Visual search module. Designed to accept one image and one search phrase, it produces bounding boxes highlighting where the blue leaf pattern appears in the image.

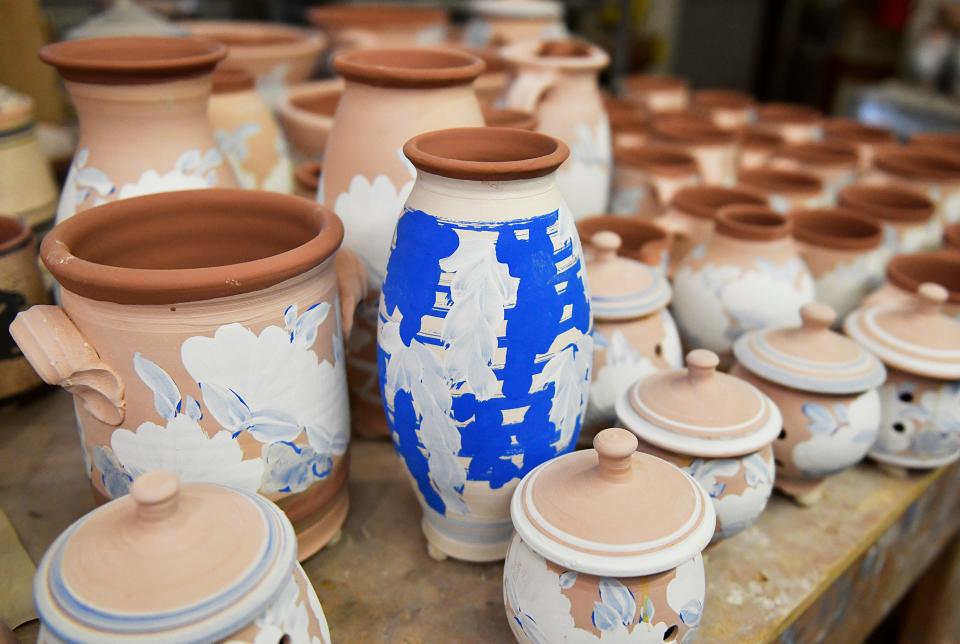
[594,578,636,630]
[558,571,578,589]
[200,381,251,432]
[261,441,334,493]
[92,446,132,498]
[133,352,181,420]
[802,402,838,435]
[178,395,202,421]
[679,599,703,627]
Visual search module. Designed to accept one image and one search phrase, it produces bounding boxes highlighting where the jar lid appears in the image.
[34,471,297,641]
[616,350,781,457]
[845,283,960,380]
[585,231,671,319]
[511,428,715,577]
[734,302,886,394]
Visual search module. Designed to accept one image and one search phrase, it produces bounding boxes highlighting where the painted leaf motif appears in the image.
[529,331,593,450]
[832,402,850,426]
[598,578,636,628]
[180,395,202,421]
[201,381,251,432]
[802,403,837,435]
[92,446,133,498]
[558,571,578,589]
[245,408,303,443]
[261,441,334,494]
[294,302,330,347]
[592,601,623,632]
[283,304,298,333]
[641,596,655,623]
[679,599,703,627]
[133,352,181,420]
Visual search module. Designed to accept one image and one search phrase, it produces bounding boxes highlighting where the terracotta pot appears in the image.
[732,303,885,503]
[791,208,885,321]
[738,126,783,170]
[276,79,343,163]
[865,251,960,318]
[846,283,960,469]
[320,47,484,439]
[737,167,828,213]
[610,144,700,217]
[294,161,321,199]
[909,131,960,158]
[838,183,941,255]
[0,87,57,229]
[770,140,859,200]
[481,105,538,130]
[34,471,331,642]
[692,89,756,130]
[378,127,592,562]
[463,0,567,47]
[946,221,960,252]
[822,118,895,170]
[504,427,714,643]
[469,47,511,105]
[603,93,649,150]
[307,3,448,52]
[0,217,48,399]
[502,39,611,219]
[577,214,671,269]
[209,67,293,193]
[622,73,690,113]
[755,102,823,144]
[39,37,238,224]
[672,205,815,363]
[868,146,960,226]
[650,113,739,186]
[10,189,365,561]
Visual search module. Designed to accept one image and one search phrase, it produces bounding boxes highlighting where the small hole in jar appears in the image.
[774,458,784,468]
[893,422,906,433]
[778,428,786,440]
[278,636,291,644]
[170,306,177,312]
[663,625,678,640]
[655,344,663,357]
[899,391,913,403]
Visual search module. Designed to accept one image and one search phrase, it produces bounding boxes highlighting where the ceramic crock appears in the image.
[737,167,828,213]
[732,303,886,503]
[791,208,885,322]
[738,126,783,170]
[755,102,823,145]
[294,161,321,199]
[39,36,238,225]
[838,183,941,256]
[617,349,779,540]
[505,427,714,643]
[34,470,331,643]
[307,3,448,52]
[321,47,485,439]
[650,114,739,186]
[621,74,690,113]
[672,205,815,364]
[770,140,860,201]
[502,39,611,220]
[10,189,364,561]
[577,215,671,271]
[482,105,538,131]
[378,127,592,562]
[277,79,343,164]
[822,118,894,171]
[208,66,293,193]
[463,0,567,47]
[868,146,960,225]
[0,216,48,400]
[692,89,756,131]
[845,283,960,469]
[610,144,700,218]
[0,86,57,229]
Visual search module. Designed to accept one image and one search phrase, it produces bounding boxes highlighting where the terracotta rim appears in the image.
[946,222,960,250]
[886,252,960,303]
[837,184,934,223]
[577,215,668,244]
[614,144,698,176]
[740,126,783,150]
[823,118,894,144]
[756,102,822,124]
[211,66,255,93]
[651,114,736,146]
[738,167,823,196]
[623,73,687,93]
[791,208,883,250]
[670,185,767,220]
[911,131,960,151]
[875,147,960,182]
[481,105,538,131]
[774,141,858,169]
[715,205,791,241]
[464,47,507,74]
[183,21,326,60]
[288,82,342,117]
[333,48,484,89]
[42,189,343,305]
[500,39,608,71]
[38,36,226,85]
[692,89,754,110]
[294,161,321,194]
[403,127,568,181]
[0,215,30,255]
[306,4,447,29]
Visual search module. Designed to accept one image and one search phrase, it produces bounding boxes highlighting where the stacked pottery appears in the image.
[577,215,671,270]
[621,74,690,113]
[464,0,567,47]
[869,146,960,225]
[822,118,894,171]
[865,251,960,318]
[39,36,237,224]
[738,126,783,170]
[617,350,779,540]
[583,231,682,439]
[610,144,701,217]
[378,128,592,562]
[11,189,363,560]
[692,89,756,130]
[0,86,57,229]
[307,4,448,51]
[502,39,611,220]
[754,102,823,144]
[845,284,960,470]
[34,471,331,642]
[277,79,343,163]
[671,205,815,364]
[208,66,293,193]
[320,48,485,439]
[504,427,714,643]
[770,141,860,200]
[482,105,538,131]
[737,167,827,213]
[650,114,739,186]
[732,303,886,503]
[838,183,941,255]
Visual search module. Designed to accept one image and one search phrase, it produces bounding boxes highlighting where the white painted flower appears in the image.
[56,147,115,222]
[529,329,593,451]
[115,148,225,200]
[215,122,261,189]
[793,390,879,477]
[252,574,327,644]
[688,453,774,539]
[261,135,294,194]
[556,119,612,220]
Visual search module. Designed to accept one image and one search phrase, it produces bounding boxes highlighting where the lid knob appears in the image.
[917,282,948,315]
[131,470,181,522]
[800,302,835,331]
[591,231,621,262]
[594,427,638,482]
[686,349,719,382]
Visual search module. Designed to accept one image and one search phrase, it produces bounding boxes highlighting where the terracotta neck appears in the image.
[876,147,960,182]
[614,144,698,176]
[333,48,484,89]
[576,215,667,264]
[715,205,791,241]
[738,167,823,196]
[0,215,30,255]
[837,184,934,223]
[791,208,883,250]
[671,185,767,220]
[886,252,960,304]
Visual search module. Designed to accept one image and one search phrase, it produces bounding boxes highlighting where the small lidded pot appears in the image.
[34,470,331,642]
[616,350,780,541]
[505,427,714,644]
[732,303,886,503]
[845,283,960,469]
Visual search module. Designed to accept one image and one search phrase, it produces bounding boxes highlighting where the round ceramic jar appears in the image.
[738,126,783,170]
[616,350,780,540]
[737,167,828,213]
[864,251,960,319]
[0,86,57,229]
[11,189,363,561]
[869,146,960,226]
[294,161,322,200]
[610,144,701,218]
[482,105,539,131]
[583,232,682,439]
[577,215,671,271]
[692,89,756,131]
[622,74,690,113]
[276,79,343,164]
[672,205,815,363]
[34,470,331,643]
[770,140,860,201]
[822,119,894,171]
[505,427,714,643]
[378,128,592,562]
[307,3,448,52]
[755,102,823,145]
[846,283,960,469]
[464,0,566,47]
[732,303,886,503]
[650,114,739,186]
[838,183,941,256]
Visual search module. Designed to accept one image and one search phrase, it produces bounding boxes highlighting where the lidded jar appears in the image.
[732,303,886,503]
[34,470,331,642]
[505,427,714,644]
[616,350,779,540]
[845,283,960,469]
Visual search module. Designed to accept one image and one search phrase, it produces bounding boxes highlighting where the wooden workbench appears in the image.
[3,388,958,643]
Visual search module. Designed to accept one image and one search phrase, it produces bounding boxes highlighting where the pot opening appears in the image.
[740,127,783,149]
[671,186,767,220]
[334,48,484,88]
[652,115,734,145]
[614,145,697,174]
[824,119,893,143]
[538,40,591,58]
[481,106,538,131]
[577,215,667,247]
[792,209,882,249]
[757,102,821,124]
[738,168,822,195]
[877,148,960,180]
[0,216,28,254]
[211,66,255,93]
[693,89,753,109]
[838,184,933,222]
[776,141,858,167]
[715,205,790,240]
[887,252,960,302]
[291,90,341,116]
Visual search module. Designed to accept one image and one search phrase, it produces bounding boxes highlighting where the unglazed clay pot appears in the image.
[732,303,885,503]
[865,251,960,319]
[470,47,512,105]
[909,131,960,158]
[738,126,783,170]
[755,102,823,145]
[791,208,885,322]
[610,144,700,217]
[770,140,860,200]
[34,471,331,642]
[482,105,538,130]
[321,48,484,439]
[672,205,815,363]
[822,118,895,171]
[11,189,365,561]
[505,427,714,643]
[0,217,48,399]
[463,0,567,47]
[378,128,592,562]
[577,215,671,270]
[622,74,690,113]
[294,161,321,199]
[603,93,649,150]
[846,283,960,469]
[838,183,941,256]
[868,146,960,226]
[650,114,739,186]
[617,350,779,540]
[307,3,448,51]
[737,167,828,213]
[209,67,293,193]
[692,89,756,131]
[0,86,57,229]
[39,37,237,224]
[277,79,343,163]
[502,39,611,220]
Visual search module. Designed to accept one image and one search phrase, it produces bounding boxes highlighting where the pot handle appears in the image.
[10,306,125,425]
[504,69,557,114]
[335,247,368,340]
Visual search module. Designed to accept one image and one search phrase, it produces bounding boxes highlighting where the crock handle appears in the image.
[504,69,557,114]
[335,247,368,340]
[10,306,125,425]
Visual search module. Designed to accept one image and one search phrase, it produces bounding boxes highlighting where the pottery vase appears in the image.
[693,89,756,130]
[737,167,828,213]
[822,118,894,171]
[838,183,941,257]
[307,4,448,53]
[378,127,592,562]
[863,251,960,319]
[650,113,739,186]
[277,79,343,164]
[11,189,365,561]
[770,140,860,201]
[463,0,567,47]
[621,74,690,113]
[867,146,960,226]
[738,126,783,170]
[755,102,823,144]
[610,144,700,217]
[0,87,57,229]
[577,214,671,270]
